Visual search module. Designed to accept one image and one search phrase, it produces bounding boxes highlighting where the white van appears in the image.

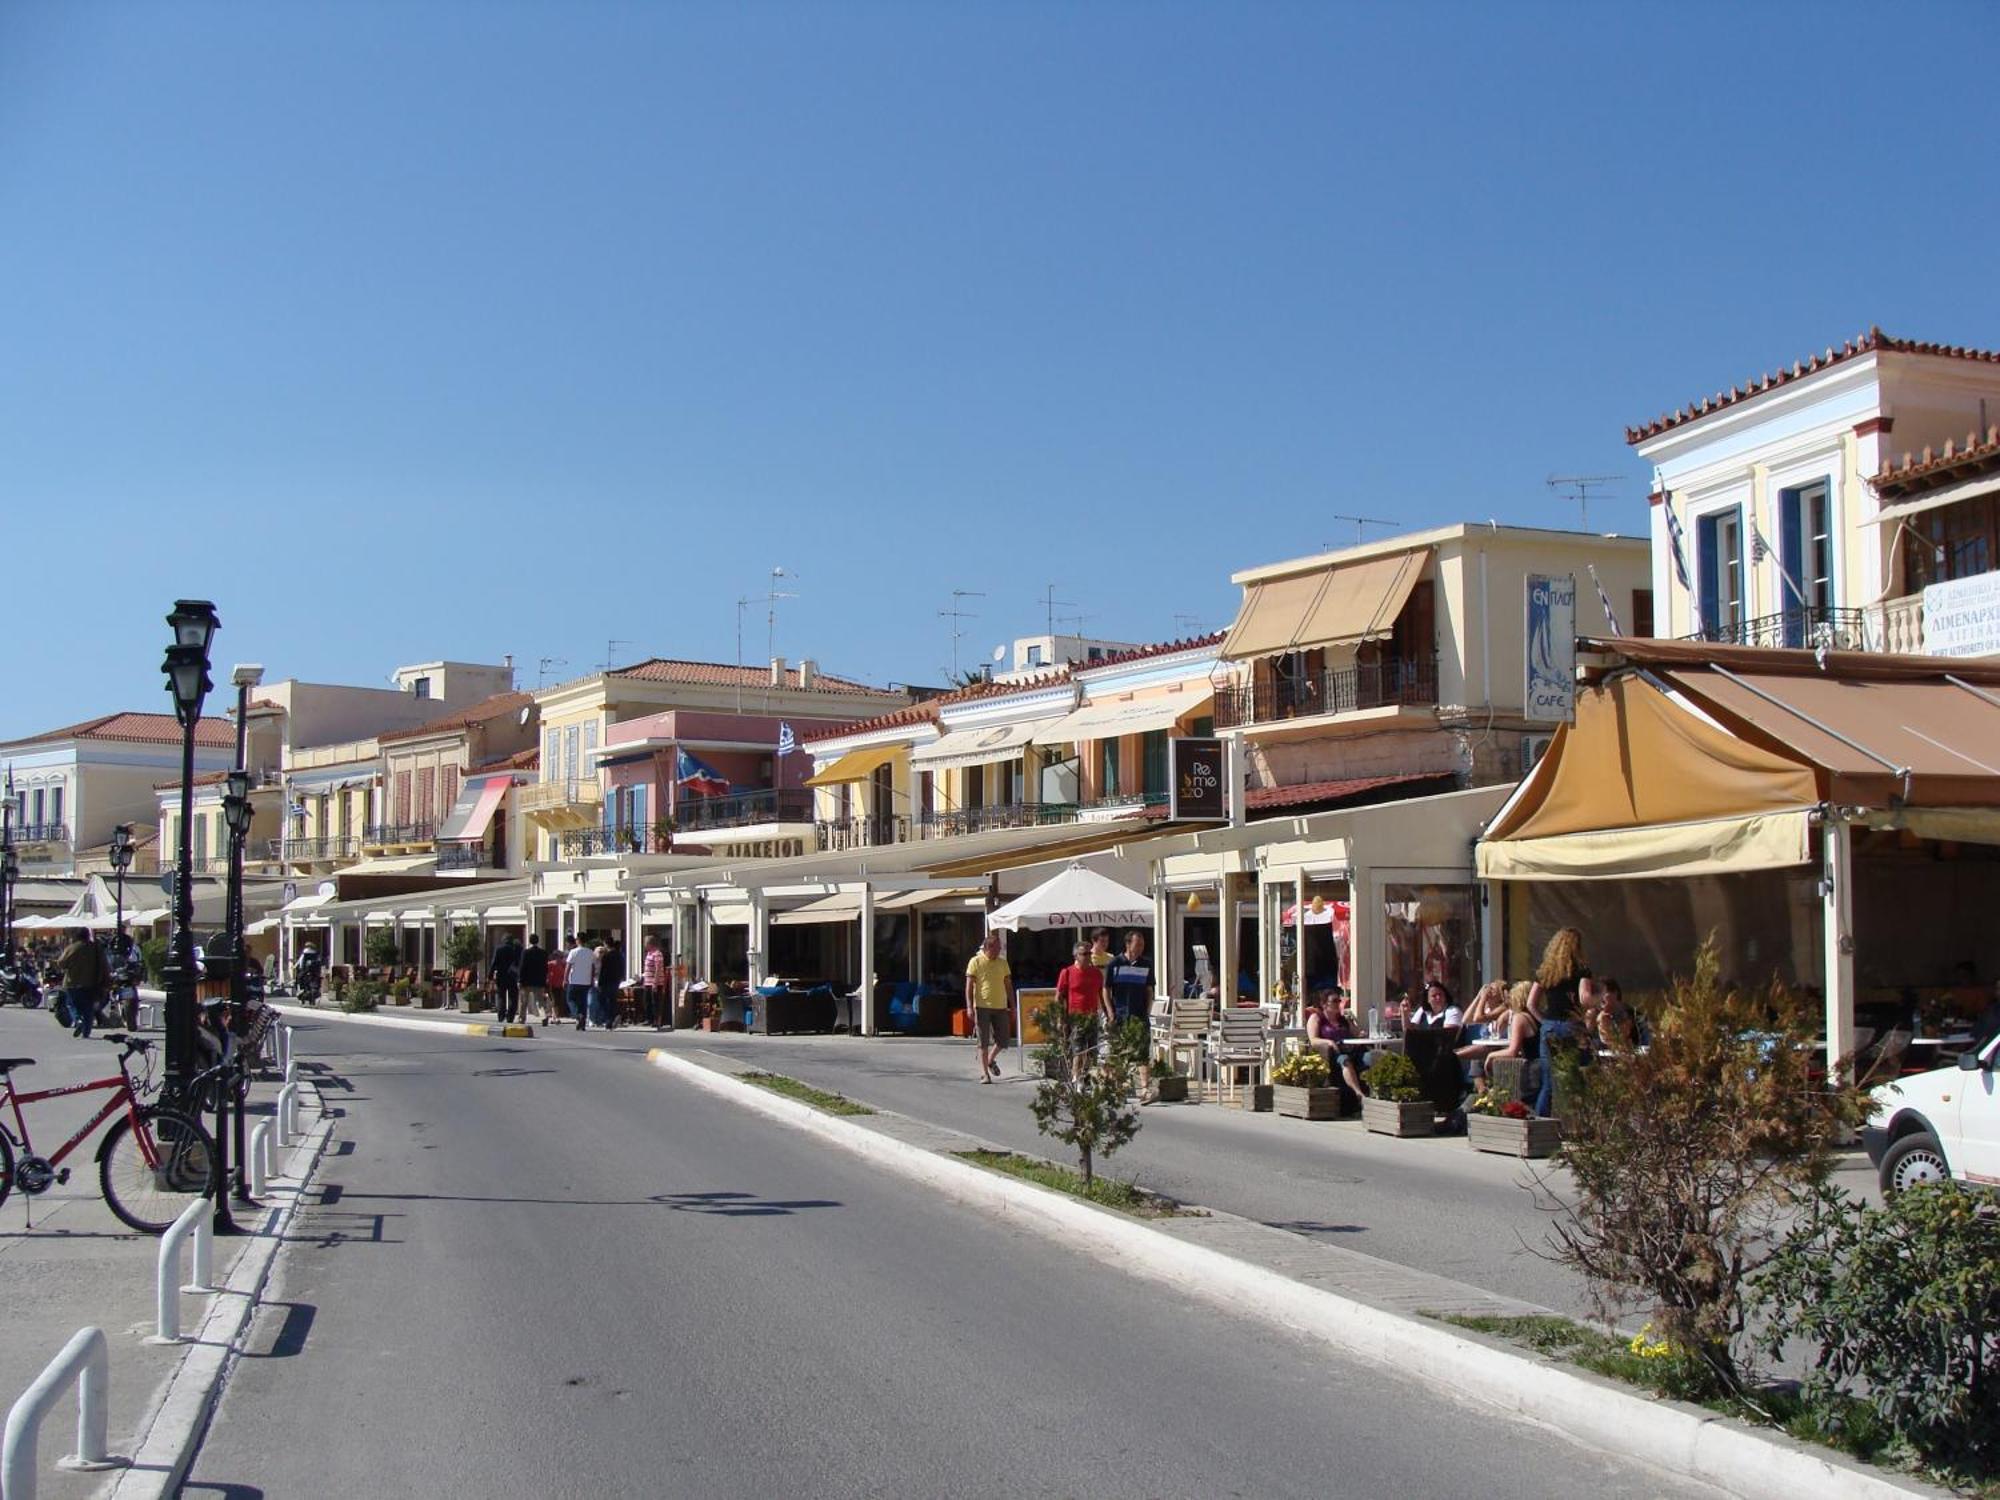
[1865,1033,2000,1194]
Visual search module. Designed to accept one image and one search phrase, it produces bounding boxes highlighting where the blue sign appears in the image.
[1525,574,1576,723]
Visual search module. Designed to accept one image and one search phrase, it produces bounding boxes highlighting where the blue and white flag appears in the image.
[1586,564,1624,636]
[776,722,796,758]
[674,747,732,798]
[1661,493,1701,634]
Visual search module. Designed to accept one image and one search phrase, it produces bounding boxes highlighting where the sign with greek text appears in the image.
[1923,571,2000,658]
[1524,574,1577,722]
[1169,736,1227,823]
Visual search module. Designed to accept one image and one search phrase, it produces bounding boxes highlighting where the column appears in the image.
[1152,883,1171,1002]
[1823,818,1857,1087]
[1351,868,1379,1034]
[857,883,876,1036]
[748,891,768,989]
[1292,869,1307,1014]
[1217,871,1237,1006]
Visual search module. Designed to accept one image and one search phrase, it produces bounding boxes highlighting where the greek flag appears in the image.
[776,722,796,758]
[1587,564,1624,636]
[1750,517,1807,607]
[1662,493,1702,634]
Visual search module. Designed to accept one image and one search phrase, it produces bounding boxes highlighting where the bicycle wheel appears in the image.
[0,1129,13,1211]
[99,1107,216,1234]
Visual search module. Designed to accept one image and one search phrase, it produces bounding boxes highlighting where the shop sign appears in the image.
[1169,737,1227,823]
[704,835,806,860]
[1524,573,1577,722]
[1923,570,2000,657]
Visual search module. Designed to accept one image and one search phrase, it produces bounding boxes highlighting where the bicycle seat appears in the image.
[100,1032,130,1045]
[0,1058,34,1072]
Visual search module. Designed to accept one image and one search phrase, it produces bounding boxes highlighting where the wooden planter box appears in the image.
[1230,1083,1273,1112]
[1274,1084,1343,1120]
[1362,1096,1435,1137]
[1467,1113,1562,1158]
[1151,1076,1190,1104]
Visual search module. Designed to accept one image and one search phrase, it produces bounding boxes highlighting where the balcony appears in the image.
[269,835,358,863]
[556,826,663,859]
[675,787,814,833]
[10,822,69,850]
[361,821,434,850]
[1215,654,1439,730]
[814,802,1085,851]
[519,778,601,818]
[435,841,491,873]
[1683,605,1870,652]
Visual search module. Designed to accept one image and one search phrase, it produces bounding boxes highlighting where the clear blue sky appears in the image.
[5,1,1997,731]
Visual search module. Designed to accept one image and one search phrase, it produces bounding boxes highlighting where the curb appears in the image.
[102,1083,336,1500]
[645,1047,1942,1500]
[268,1002,534,1041]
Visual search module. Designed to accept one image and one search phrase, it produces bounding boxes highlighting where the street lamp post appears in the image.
[0,845,17,963]
[221,663,262,1216]
[161,599,219,1104]
[109,824,133,944]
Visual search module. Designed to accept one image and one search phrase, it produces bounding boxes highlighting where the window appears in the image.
[1141,730,1168,798]
[542,729,556,781]
[1631,589,1655,638]
[193,816,209,865]
[31,787,44,826]
[563,725,581,792]
[1696,508,1744,636]
[1026,645,1045,667]
[393,770,411,824]
[964,763,985,808]
[441,765,459,812]
[411,676,431,699]
[1087,647,1104,661]
[1778,480,1835,645]
[917,770,934,819]
[1907,495,1999,593]
[1098,738,1121,800]
[416,769,435,825]
[48,785,62,830]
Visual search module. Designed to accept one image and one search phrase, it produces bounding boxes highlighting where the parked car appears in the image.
[1864,1033,2000,1194]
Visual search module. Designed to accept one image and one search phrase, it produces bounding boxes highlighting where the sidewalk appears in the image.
[0,1009,325,1500]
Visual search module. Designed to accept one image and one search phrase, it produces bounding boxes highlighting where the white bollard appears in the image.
[275,1083,298,1149]
[2,1326,120,1495]
[248,1121,271,1197]
[278,1024,291,1075]
[284,1057,298,1086]
[148,1199,213,1344]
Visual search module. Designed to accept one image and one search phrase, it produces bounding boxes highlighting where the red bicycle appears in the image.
[0,1031,217,1234]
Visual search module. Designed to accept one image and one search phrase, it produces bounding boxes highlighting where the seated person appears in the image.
[1304,988,1367,1100]
[1404,979,1463,1029]
[1593,976,1642,1052]
[1460,980,1539,1085]
[1457,980,1508,1042]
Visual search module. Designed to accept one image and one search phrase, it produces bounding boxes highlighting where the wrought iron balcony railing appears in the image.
[674,787,814,832]
[362,821,434,847]
[1214,654,1438,729]
[9,822,69,844]
[1682,605,1869,652]
[269,835,359,862]
[435,841,490,872]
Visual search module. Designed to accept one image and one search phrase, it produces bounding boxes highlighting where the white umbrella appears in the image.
[986,862,1153,932]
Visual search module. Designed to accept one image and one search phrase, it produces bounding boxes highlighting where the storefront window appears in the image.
[1383,884,1478,1013]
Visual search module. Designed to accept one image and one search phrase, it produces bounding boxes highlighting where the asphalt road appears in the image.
[184,1019,1719,1498]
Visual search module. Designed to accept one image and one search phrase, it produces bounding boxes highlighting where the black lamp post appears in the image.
[109,823,134,943]
[0,844,17,962]
[216,764,254,1228]
[161,599,219,1103]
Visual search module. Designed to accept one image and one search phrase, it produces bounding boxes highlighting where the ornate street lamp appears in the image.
[160,599,219,1102]
[109,823,134,941]
[0,844,17,961]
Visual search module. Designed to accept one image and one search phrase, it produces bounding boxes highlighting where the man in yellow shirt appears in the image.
[964,931,1012,1083]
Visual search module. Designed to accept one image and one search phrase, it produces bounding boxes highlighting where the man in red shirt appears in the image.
[1055,939,1109,1082]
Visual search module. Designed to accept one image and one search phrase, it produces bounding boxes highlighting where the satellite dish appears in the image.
[517,705,532,726]
[317,880,337,897]
[991,645,1007,663]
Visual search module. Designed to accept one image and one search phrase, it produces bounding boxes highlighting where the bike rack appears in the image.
[2,1327,121,1497]
[248,1120,272,1196]
[147,1199,215,1345]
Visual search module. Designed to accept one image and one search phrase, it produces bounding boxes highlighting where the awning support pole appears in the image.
[857,884,876,1037]
[1822,818,1856,1090]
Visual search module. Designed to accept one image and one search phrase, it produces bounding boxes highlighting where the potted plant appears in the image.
[364,929,400,972]
[1361,1051,1434,1137]
[1149,1050,1190,1104]
[390,977,413,1007]
[1271,1049,1341,1120]
[1465,1085,1562,1158]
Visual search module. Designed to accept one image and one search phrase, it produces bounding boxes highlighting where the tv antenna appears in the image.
[598,639,632,672]
[1172,612,1213,638]
[1040,583,1075,638]
[1546,473,1623,530]
[1056,610,1093,638]
[1328,514,1399,547]
[735,595,753,713]
[938,589,986,678]
[535,656,569,690]
[765,566,798,711]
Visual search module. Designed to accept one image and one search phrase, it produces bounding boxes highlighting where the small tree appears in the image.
[1028,1000,1139,1188]
[1546,940,1863,1398]
[443,925,484,973]
[364,928,400,969]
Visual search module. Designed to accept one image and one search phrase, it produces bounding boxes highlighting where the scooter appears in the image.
[0,956,44,1009]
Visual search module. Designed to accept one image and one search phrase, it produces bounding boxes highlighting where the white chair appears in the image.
[1207,1010,1268,1106]
[1156,999,1210,1088]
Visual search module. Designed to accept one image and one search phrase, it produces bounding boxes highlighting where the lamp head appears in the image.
[0,848,17,882]
[109,824,134,872]
[162,645,213,722]
[166,600,220,654]
[231,663,265,689]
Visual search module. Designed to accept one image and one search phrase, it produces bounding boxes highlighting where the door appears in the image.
[1778,481,1833,647]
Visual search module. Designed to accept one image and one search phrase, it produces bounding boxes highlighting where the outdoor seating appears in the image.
[1156,999,1209,1086]
[1207,1010,1268,1106]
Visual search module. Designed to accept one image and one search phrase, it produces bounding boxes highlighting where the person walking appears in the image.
[57,926,106,1039]
[519,934,549,1024]
[490,931,524,1024]
[1527,926,1590,1119]
[545,941,568,1023]
[1107,931,1152,1031]
[597,936,625,1030]
[1055,939,1110,1084]
[964,931,1012,1082]
[642,935,670,1030]
[565,934,598,1032]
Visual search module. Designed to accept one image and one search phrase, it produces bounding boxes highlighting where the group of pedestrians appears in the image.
[963,928,1153,1085]
[482,931,674,1032]
[56,926,141,1038]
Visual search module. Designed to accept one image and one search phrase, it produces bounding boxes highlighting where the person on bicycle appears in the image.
[57,926,108,1038]
[294,943,323,1004]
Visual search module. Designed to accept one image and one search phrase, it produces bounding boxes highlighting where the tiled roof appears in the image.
[1245,772,1453,812]
[472,746,540,773]
[607,658,899,696]
[1074,632,1225,674]
[799,700,941,746]
[1872,425,2000,498]
[2,711,235,751]
[377,691,536,744]
[1626,328,2000,445]
[930,668,1073,708]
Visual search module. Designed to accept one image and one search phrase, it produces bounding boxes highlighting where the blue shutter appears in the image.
[1696,513,1721,638]
[1778,488,1805,645]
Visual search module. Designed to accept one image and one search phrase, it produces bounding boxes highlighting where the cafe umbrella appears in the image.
[985,862,1154,1068]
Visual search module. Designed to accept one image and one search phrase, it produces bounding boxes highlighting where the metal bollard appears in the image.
[2,1326,120,1495]
[274,1083,298,1149]
[249,1120,271,1197]
[148,1198,214,1344]
[279,1023,292,1075]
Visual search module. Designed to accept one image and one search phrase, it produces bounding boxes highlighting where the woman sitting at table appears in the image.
[1305,989,1367,1101]
[1460,981,1538,1085]
[1458,980,1508,1042]
[1593,976,1642,1052]
[1404,979,1462,1029]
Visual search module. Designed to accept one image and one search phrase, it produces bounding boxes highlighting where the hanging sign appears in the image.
[1168,737,1227,822]
[1525,573,1577,722]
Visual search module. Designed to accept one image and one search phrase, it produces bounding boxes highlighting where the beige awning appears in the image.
[1477,809,1813,881]
[705,897,752,927]
[876,886,984,912]
[911,719,1061,773]
[1032,691,1213,746]
[1863,470,2000,527]
[805,745,902,788]
[1222,549,1428,660]
[772,891,865,926]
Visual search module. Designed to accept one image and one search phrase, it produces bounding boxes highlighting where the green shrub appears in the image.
[139,936,169,986]
[443,925,483,973]
[364,929,400,968]
[341,980,383,1014]
[1107,1015,1151,1070]
[1549,939,1863,1398]
[1362,1050,1425,1102]
[390,978,412,1004]
[1758,1183,2000,1475]
[1028,1000,1138,1188]
[1271,1049,1331,1087]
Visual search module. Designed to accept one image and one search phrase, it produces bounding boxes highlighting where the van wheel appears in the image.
[1880,1130,1950,1196]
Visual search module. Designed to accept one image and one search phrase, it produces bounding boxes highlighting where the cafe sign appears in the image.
[1169,736,1227,823]
[1524,573,1577,723]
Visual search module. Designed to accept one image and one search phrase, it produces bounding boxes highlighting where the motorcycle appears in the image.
[295,963,322,1007]
[0,956,44,1009]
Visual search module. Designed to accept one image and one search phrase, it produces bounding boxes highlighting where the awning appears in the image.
[280,888,337,916]
[1478,809,1813,881]
[706,897,752,927]
[986,863,1153,932]
[437,774,513,843]
[1222,549,1428,660]
[877,887,984,912]
[805,744,901,788]
[1032,691,1213,746]
[773,891,865,926]
[339,853,439,876]
[1863,470,2000,527]
[286,766,378,793]
[911,718,1062,773]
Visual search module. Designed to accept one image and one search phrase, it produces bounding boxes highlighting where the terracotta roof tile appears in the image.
[1872,425,2000,498]
[1245,772,1454,812]
[1075,632,1225,674]
[605,658,900,696]
[1626,328,2000,445]
[472,746,541,773]
[2,711,235,751]
[799,700,942,746]
[377,691,536,744]
[929,668,1073,708]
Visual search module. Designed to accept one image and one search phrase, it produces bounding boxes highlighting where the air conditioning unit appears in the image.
[1523,733,1556,771]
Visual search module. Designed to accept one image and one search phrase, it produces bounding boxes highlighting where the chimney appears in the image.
[796,658,816,688]
[770,656,786,687]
